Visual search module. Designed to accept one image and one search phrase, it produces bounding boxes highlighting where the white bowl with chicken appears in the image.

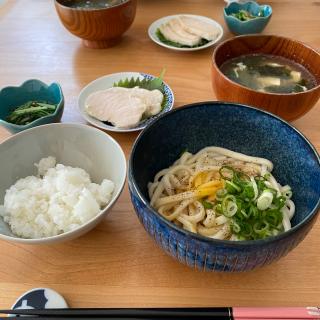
[78,72,174,133]
[148,14,224,51]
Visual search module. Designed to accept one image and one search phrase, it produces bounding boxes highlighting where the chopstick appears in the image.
[2,318,210,320]
[4,318,311,320]
[1,307,319,319]
[0,308,229,318]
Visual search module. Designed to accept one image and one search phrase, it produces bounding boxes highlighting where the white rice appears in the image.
[0,157,114,239]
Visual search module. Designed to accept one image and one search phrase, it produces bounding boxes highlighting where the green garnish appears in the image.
[6,101,57,126]
[231,9,264,21]
[114,69,166,92]
[156,29,209,48]
[202,200,214,210]
[213,166,287,240]
[254,65,292,78]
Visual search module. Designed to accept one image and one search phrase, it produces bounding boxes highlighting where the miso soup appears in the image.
[220,54,317,94]
[64,0,127,9]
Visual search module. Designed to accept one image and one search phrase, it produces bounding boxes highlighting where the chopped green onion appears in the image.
[225,180,242,193]
[257,189,273,210]
[222,195,237,217]
[216,188,228,201]
[232,221,241,233]
[214,203,223,214]
[264,173,271,180]
[202,200,213,209]
[253,221,270,234]
[219,166,235,180]
[250,176,258,200]
[216,165,292,240]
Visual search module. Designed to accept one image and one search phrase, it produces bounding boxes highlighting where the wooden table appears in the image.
[0,0,319,308]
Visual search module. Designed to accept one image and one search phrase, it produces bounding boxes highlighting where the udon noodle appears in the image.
[148,147,295,241]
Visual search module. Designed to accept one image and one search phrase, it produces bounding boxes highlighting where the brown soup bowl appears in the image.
[54,0,137,49]
[211,35,320,121]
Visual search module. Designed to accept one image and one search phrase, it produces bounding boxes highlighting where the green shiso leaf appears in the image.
[156,29,209,48]
[113,69,165,93]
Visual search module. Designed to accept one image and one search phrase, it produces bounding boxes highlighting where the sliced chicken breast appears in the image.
[85,87,146,128]
[85,87,164,128]
[168,18,201,42]
[159,23,201,46]
[178,16,219,41]
[132,87,163,117]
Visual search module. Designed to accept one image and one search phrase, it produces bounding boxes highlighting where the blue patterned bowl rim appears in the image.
[212,34,320,96]
[129,101,320,247]
[0,79,64,129]
[223,1,272,23]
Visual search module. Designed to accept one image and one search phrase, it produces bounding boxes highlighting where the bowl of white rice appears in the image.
[0,123,126,244]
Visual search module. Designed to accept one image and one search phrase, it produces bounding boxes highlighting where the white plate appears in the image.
[78,72,174,133]
[148,14,224,52]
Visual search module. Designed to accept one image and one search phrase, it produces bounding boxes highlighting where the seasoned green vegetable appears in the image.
[156,29,209,48]
[6,101,57,126]
[231,9,264,21]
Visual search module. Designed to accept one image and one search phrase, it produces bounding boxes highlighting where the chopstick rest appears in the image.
[11,287,68,312]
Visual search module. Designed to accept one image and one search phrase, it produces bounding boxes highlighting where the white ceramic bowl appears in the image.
[148,14,224,52]
[0,123,126,244]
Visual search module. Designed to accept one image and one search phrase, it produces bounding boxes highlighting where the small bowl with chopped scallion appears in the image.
[224,1,272,35]
[0,79,64,133]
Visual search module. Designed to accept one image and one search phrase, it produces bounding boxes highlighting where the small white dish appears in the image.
[78,72,174,133]
[148,14,224,52]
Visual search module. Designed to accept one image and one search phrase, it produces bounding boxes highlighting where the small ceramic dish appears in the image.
[78,72,174,133]
[148,14,224,52]
[224,1,272,35]
[0,79,64,134]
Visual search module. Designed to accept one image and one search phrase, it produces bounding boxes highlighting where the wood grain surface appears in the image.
[0,0,319,308]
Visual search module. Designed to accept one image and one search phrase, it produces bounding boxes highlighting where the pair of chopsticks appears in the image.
[1,307,319,320]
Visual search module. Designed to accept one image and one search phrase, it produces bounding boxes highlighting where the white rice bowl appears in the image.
[0,157,115,239]
[0,123,127,244]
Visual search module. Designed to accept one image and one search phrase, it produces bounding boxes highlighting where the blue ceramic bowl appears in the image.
[224,1,272,35]
[0,79,64,134]
[128,102,320,272]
